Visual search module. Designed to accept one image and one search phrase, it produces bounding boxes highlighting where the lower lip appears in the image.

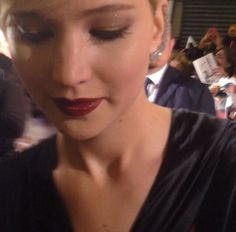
[53,98,103,117]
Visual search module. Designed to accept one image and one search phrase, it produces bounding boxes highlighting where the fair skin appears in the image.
[209,48,235,96]
[199,28,223,50]
[228,24,236,38]
[4,0,171,231]
[215,49,231,74]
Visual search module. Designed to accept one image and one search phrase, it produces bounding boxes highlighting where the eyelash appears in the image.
[89,26,130,42]
[16,25,130,44]
[20,31,54,43]
[16,25,54,44]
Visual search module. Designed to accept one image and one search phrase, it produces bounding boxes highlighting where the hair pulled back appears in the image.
[149,0,157,12]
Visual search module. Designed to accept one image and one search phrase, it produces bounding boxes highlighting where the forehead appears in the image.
[1,0,147,24]
[229,25,236,33]
[229,25,236,29]
[3,1,154,31]
[0,0,61,27]
[2,0,142,13]
[1,0,63,14]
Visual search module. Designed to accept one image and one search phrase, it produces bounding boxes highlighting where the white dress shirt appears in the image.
[146,64,168,102]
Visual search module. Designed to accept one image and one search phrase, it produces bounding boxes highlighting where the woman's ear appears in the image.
[150,0,169,54]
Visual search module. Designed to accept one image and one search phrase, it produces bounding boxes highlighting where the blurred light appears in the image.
[0,30,10,57]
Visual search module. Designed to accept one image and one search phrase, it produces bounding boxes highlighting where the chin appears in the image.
[57,119,106,142]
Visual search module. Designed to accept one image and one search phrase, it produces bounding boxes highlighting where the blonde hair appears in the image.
[0,0,62,29]
[149,0,158,10]
[0,0,159,29]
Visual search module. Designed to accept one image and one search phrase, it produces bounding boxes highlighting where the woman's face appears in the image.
[215,49,230,70]
[5,0,164,140]
[228,24,236,38]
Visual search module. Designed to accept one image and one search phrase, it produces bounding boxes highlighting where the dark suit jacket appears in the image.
[154,66,216,115]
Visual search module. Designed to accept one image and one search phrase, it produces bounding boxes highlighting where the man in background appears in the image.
[146,33,216,115]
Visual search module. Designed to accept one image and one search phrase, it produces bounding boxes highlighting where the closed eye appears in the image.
[89,26,130,42]
[16,25,54,44]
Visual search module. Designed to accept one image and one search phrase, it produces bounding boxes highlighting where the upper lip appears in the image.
[52,97,102,105]
[51,97,103,117]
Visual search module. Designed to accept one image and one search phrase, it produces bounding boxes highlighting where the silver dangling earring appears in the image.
[149,50,163,63]
[149,5,170,64]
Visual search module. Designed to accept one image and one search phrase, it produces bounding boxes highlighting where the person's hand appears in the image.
[208,27,217,40]
[209,84,220,96]
[201,32,212,43]
[233,112,236,120]
[14,136,37,152]
[228,110,236,120]
[202,27,219,41]
[199,28,221,49]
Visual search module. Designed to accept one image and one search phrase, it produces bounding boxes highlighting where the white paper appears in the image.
[193,53,218,84]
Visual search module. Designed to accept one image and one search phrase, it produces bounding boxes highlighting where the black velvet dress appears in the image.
[0,110,236,232]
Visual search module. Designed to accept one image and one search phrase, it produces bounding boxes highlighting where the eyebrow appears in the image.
[81,4,135,16]
[12,3,135,20]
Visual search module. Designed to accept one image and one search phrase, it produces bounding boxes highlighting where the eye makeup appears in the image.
[16,25,54,43]
[8,14,54,44]
[89,25,131,42]
[7,10,135,45]
[87,14,134,43]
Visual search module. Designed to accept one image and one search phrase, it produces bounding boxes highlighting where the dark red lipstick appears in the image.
[53,98,103,117]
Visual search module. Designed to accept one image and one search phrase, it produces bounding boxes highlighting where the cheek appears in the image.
[9,45,49,91]
[98,36,152,97]
[6,29,32,60]
[100,46,148,90]
[7,31,51,87]
[11,48,49,103]
[10,43,32,61]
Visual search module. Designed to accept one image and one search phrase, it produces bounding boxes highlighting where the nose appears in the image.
[52,31,91,87]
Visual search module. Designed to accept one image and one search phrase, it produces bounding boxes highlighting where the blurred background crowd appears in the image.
[170,24,236,119]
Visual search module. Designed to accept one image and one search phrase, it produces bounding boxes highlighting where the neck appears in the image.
[56,94,171,179]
